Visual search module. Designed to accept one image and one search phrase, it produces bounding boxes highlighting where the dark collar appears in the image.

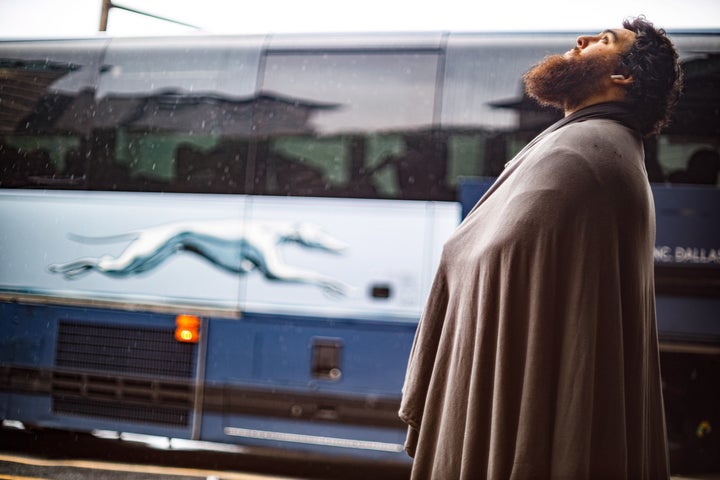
[552,101,641,135]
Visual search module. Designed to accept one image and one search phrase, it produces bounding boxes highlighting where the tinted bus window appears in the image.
[658,41,719,186]
[257,50,445,199]
[0,39,107,189]
[92,37,263,193]
[442,34,720,187]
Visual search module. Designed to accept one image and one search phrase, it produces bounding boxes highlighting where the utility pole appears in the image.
[98,0,201,32]
[99,0,112,31]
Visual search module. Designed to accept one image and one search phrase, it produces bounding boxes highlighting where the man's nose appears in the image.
[576,35,593,49]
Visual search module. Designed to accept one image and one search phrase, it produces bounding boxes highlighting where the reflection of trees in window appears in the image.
[254,130,459,201]
[174,139,249,193]
[668,149,720,185]
[382,132,452,200]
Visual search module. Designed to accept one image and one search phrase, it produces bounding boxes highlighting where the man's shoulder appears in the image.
[515,118,642,181]
[546,118,643,164]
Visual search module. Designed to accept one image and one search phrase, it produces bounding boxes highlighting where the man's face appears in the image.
[566,28,637,61]
[523,28,636,111]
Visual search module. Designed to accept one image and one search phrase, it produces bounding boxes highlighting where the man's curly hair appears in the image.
[618,16,683,136]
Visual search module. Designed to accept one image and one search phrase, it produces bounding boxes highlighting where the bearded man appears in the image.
[399,17,682,479]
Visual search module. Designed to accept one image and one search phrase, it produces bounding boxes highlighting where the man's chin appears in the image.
[524,52,615,113]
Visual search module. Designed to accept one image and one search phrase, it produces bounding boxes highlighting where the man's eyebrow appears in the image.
[602,29,619,42]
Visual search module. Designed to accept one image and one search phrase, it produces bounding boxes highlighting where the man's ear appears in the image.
[610,74,634,85]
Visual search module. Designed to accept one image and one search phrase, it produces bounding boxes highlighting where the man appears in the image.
[399,17,682,479]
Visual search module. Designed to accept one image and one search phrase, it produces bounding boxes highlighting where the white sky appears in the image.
[0,0,718,37]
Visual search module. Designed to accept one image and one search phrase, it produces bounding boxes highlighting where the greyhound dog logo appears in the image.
[48,220,350,296]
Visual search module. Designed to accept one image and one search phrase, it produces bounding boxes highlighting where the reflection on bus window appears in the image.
[257,51,446,200]
[0,41,105,188]
[655,51,720,186]
[1,36,718,195]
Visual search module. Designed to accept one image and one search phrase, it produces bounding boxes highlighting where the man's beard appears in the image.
[523,52,618,111]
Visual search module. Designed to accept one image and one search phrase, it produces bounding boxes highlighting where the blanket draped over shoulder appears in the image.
[399,102,669,479]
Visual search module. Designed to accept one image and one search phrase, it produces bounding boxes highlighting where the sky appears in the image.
[0,0,718,37]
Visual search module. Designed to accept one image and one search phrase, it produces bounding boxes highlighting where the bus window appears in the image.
[89,37,263,193]
[0,39,107,189]
[662,143,719,186]
[257,51,444,200]
[657,52,719,186]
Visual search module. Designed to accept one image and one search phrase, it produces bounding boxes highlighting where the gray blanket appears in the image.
[399,103,669,479]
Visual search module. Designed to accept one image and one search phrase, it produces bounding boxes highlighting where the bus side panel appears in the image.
[0,189,245,435]
[656,297,720,344]
[0,302,198,438]
[1,301,57,428]
[653,185,720,346]
[199,313,415,460]
[0,192,459,321]
[195,197,459,459]
[240,196,459,318]
[0,190,246,310]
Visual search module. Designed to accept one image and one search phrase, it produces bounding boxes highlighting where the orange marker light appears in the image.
[175,314,200,343]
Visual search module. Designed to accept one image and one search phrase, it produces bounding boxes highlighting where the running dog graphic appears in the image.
[48,220,350,296]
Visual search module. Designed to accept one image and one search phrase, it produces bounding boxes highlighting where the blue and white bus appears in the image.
[1,30,718,470]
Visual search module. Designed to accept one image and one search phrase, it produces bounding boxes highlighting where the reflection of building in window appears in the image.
[669,149,720,185]
[0,59,79,134]
[261,53,439,135]
[395,133,452,200]
[18,88,337,138]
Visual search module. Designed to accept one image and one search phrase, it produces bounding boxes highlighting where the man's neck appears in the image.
[564,90,627,116]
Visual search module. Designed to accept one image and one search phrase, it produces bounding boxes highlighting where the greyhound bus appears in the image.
[0,31,718,471]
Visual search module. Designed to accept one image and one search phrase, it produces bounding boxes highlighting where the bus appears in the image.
[1,30,718,471]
